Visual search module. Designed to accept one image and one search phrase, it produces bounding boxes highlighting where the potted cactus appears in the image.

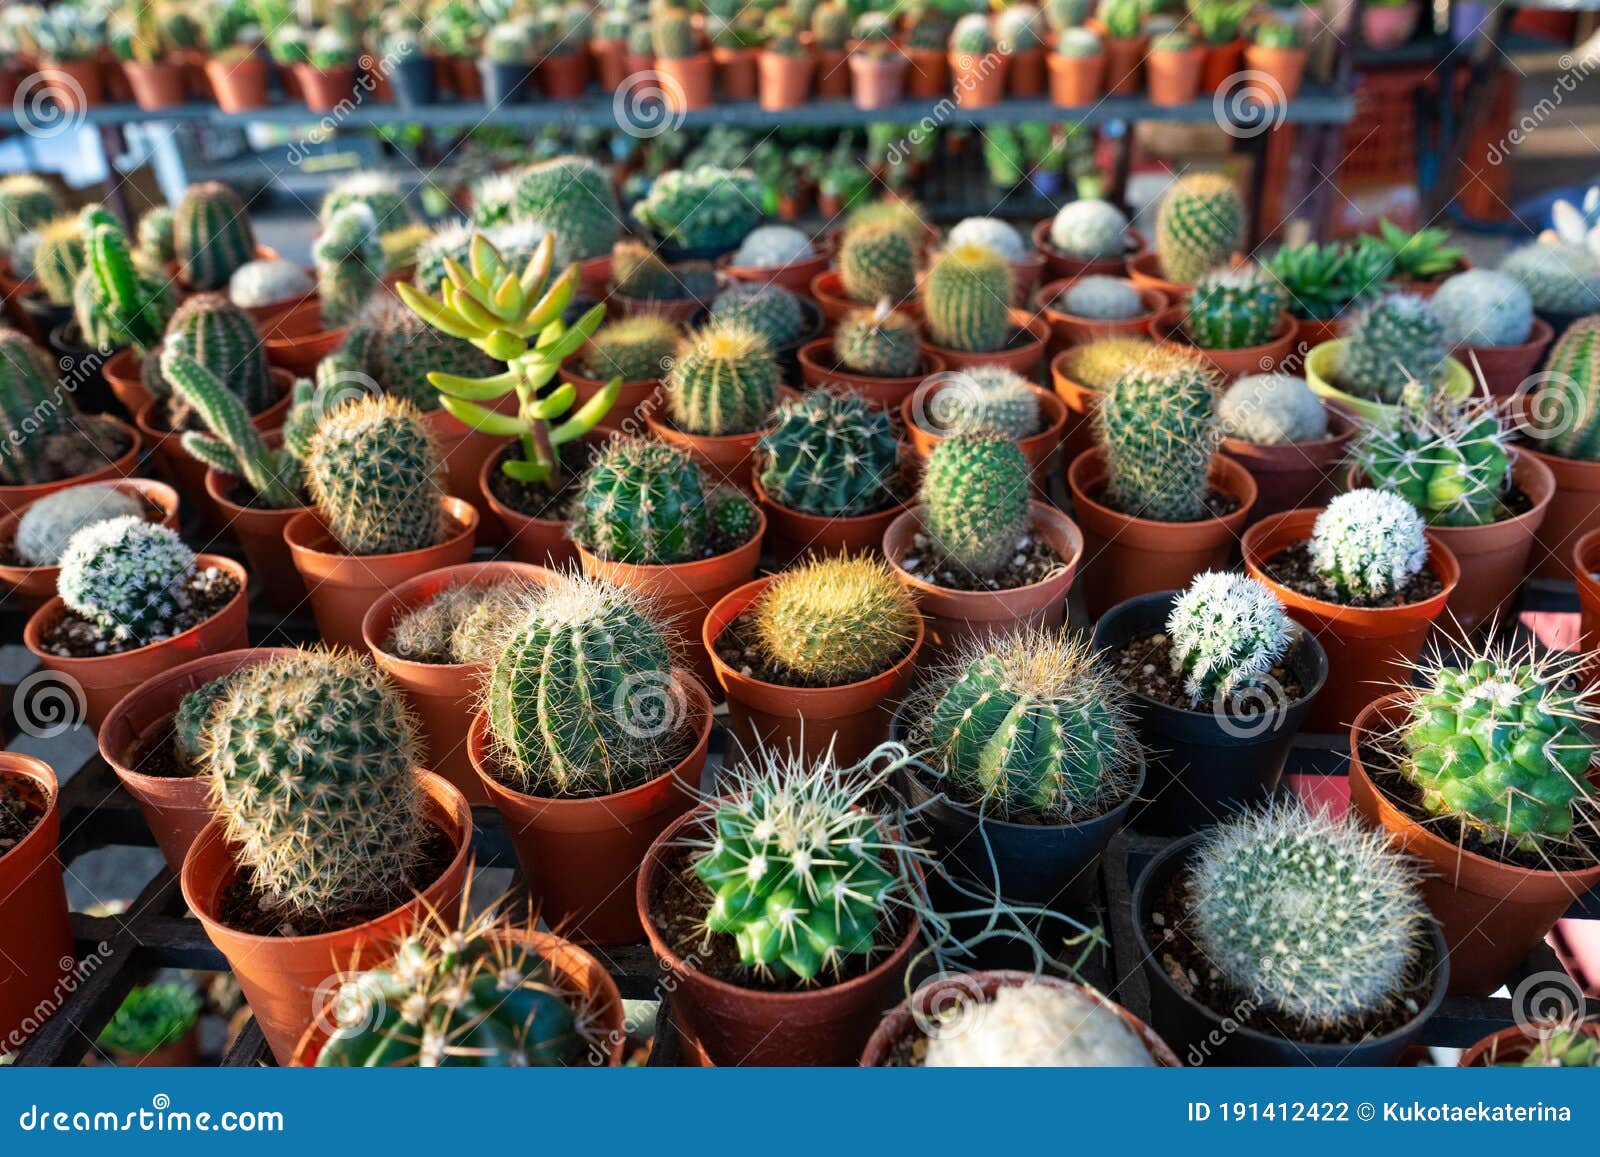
[1217,372,1355,523]
[707,280,823,384]
[884,434,1083,663]
[1048,25,1104,105]
[1263,237,1394,348]
[645,320,786,487]
[171,180,260,292]
[97,983,201,1067]
[722,223,827,294]
[1518,318,1600,580]
[758,18,812,109]
[901,365,1066,495]
[1130,172,1243,297]
[806,1,851,98]
[812,216,922,322]
[478,17,538,105]
[1461,1020,1600,1067]
[1036,273,1165,346]
[1306,291,1473,422]
[949,13,1006,107]
[945,215,1045,306]
[1347,641,1600,995]
[180,647,474,1063]
[607,239,718,323]
[1431,268,1554,395]
[1244,19,1306,101]
[0,753,73,1051]
[997,3,1047,95]
[467,573,713,944]
[111,4,187,110]
[1034,197,1142,279]
[1049,333,1157,467]
[294,24,358,111]
[631,165,765,262]
[846,11,905,109]
[1242,489,1459,732]
[590,3,630,90]
[70,208,178,412]
[706,0,761,99]
[1095,0,1145,96]
[228,258,314,321]
[539,4,592,98]
[651,4,712,111]
[379,23,437,108]
[1134,802,1448,1064]
[1066,349,1257,618]
[798,301,946,410]
[559,314,681,436]
[1144,28,1201,106]
[918,243,1049,373]
[1091,572,1328,833]
[903,6,952,98]
[34,6,105,110]
[1501,240,1600,336]
[636,742,926,1065]
[1155,262,1297,374]
[1187,0,1251,91]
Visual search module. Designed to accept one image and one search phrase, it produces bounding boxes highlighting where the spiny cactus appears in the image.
[923,982,1154,1067]
[320,173,411,234]
[1095,350,1221,523]
[730,224,814,269]
[580,316,679,382]
[1057,276,1144,320]
[664,322,780,436]
[608,239,678,300]
[0,174,62,250]
[1155,173,1245,284]
[1218,373,1327,445]
[174,181,257,291]
[947,217,1028,263]
[918,630,1136,822]
[1501,241,1600,317]
[449,584,530,666]
[386,581,525,665]
[1506,1026,1600,1068]
[73,213,175,351]
[651,6,697,57]
[922,244,1015,353]
[155,294,274,414]
[57,518,197,645]
[1431,269,1534,348]
[1336,293,1449,404]
[1400,641,1597,853]
[306,394,446,556]
[839,220,918,305]
[0,328,126,487]
[1166,571,1292,704]
[314,204,384,328]
[381,223,434,274]
[508,156,621,267]
[162,346,306,509]
[173,675,234,774]
[928,366,1042,439]
[631,166,763,254]
[1185,264,1286,350]
[834,301,922,377]
[485,575,684,797]
[1309,488,1429,601]
[709,282,805,348]
[354,296,499,411]
[1049,199,1130,259]
[1352,379,1510,527]
[1187,802,1428,1029]
[135,206,175,268]
[14,484,143,567]
[750,555,919,685]
[31,216,86,307]
[574,438,711,564]
[1532,317,1600,460]
[228,258,314,309]
[950,11,992,53]
[1059,335,1159,390]
[203,648,425,923]
[921,433,1031,578]
[758,390,900,517]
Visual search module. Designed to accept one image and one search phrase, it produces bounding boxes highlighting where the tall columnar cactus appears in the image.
[1337,292,1449,403]
[1352,380,1510,527]
[1048,198,1129,259]
[1531,317,1600,461]
[750,555,919,685]
[932,366,1041,438]
[1400,642,1598,853]
[1501,241,1600,317]
[202,648,425,922]
[162,346,306,508]
[921,631,1136,822]
[1218,373,1327,445]
[574,438,713,564]
[1309,489,1429,600]
[1095,351,1221,523]
[924,982,1155,1067]
[664,322,780,436]
[581,316,679,383]
[135,206,175,267]
[838,220,918,305]
[320,173,411,234]
[314,204,384,328]
[922,244,1015,354]
[155,294,274,413]
[1167,572,1292,704]
[709,282,806,348]
[57,518,197,645]
[73,212,176,351]
[174,181,257,291]
[1431,269,1534,348]
[1188,802,1428,1029]
[921,433,1031,577]
[306,395,446,555]
[509,156,622,267]
[15,484,144,568]
[1185,264,1286,350]
[758,390,900,517]
[32,217,86,307]
[1154,173,1245,284]
[485,575,682,797]
[0,174,63,250]
[834,302,922,377]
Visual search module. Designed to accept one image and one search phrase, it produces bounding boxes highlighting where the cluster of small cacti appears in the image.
[1217,373,1328,445]
[57,518,196,645]
[750,555,918,685]
[923,983,1154,1067]
[922,243,1015,353]
[387,581,527,665]
[1166,572,1292,704]
[1309,488,1429,601]
[708,282,806,348]
[839,219,919,305]
[1049,198,1130,259]
[1352,379,1510,527]
[1056,276,1144,320]
[631,166,764,253]
[174,181,257,292]
[580,316,679,383]
[14,484,143,568]
[1058,335,1158,390]
[1530,317,1600,460]
[758,390,900,517]
[508,156,622,267]
[1185,264,1286,350]
[729,224,814,269]
[1335,292,1449,403]
[0,327,129,487]
[834,302,923,377]
[1431,269,1534,348]
[306,394,447,556]
[1505,1027,1600,1067]
[946,217,1027,263]
[663,321,780,436]
[1155,173,1245,284]
[227,258,314,309]
[314,204,385,328]
[1095,350,1221,523]
[1501,241,1600,317]
[921,432,1031,578]
[930,366,1041,438]
[320,173,411,234]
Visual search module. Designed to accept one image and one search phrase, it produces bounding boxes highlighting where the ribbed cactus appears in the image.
[1058,276,1144,320]
[162,346,306,508]
[173,675,233,773]
[575,438,711,564]
[920,631,1136,822]
[1337,293,1449,404]
[1218,373,1327,445]
[1167,571,1292,704]
[838,220,918,305]
[929,366,1041,438]
[1534,317,1600,460]
[0,174,62,250]
[664,322,780,436]
[1188,802,1428,1029]
[32,217,86,307]
[156,294,274,413]
[57,518,197,645]
[758,390,900,517]
[320,173,411,234]
[135,206,175,267]
[834,302,922,377]
[314,204,384,328]
[1309,489,1429,600]
[750,555,919,685]
[1048,199,1129,259]
[580,316,679,382]
[947,217,1028,263]
[1095,351,1221,523]
[921,433,1031,578]
[509,156,621,267]
[203,649,425,923]
[357,296,499,411]
[631,166,763,253]
[485,575,682,797]
[306,395,446,555]
[1400,642,1597,853]
[73,213,176,351]
[1185,264,1286,350]
[1431,269,1534,348]
[709,282,805,348]
[922,244,1015,353]
[1058,335,1158,390]
[923,983,1154,1067]
[14,484,143,567]
[1501,241,1600,317]
[1352,379,1510,527]
[1154,173,1245,284]
[651,7,696,57]
[174,181,257,291]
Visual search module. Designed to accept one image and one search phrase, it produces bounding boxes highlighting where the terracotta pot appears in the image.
[1348,694,1600,995]
[0,756,74,1049]
[720,250,827,296]
[284,497,479,649]
[182,770,472,1064]
[204,55,269,112]
[1033,220,1146,282]
[752,475,910,566]
[1220,406,1356,527]
[0,417,141,520]
[468,674,711,945]
[713,45,758,100]
[809,269,920,325]
[23,554,250,730]
[422,403,513,546]
[656,53,714,111]
[1454,317,1554,397]
[294,63,355,112]
[102,346,154,416]
[705,577,924,765]
[576,510,765,695]
[797,337,944,412]
[1068,449,1257,621]
[1050,351,1104,471]
[1102,34,1148,96]
[1243,44,1307,101]
[1008,46,1046,96]
[1576,529,1600,681]
[1199,38,1245,92]
[904,48,948,98]
[1006,251,1047,308]
[637,805,921,1066]
[122,61,185,109]
[1047,51,1105,106]
[1524,443,1600,580]
[757,50,812,109]
[884,502,1083,665]
[1146,47,1204,106]
[540,53,589,98]
[621,52,653,82]
[106,1025,200,1068]
[1152,304,1298,375]
[902,381,1065,498]
[861,970,1180,1066]
[1126,249,1194,300]
[98,647,294,875]
[1242,509,1458,733]
[241,290,315,328]
[1035,276,1165,349]
[848,53,907,110]
[591,39,627,91]
[451,56,483,98]
[559,364,662,436]
[0,478,180,615]
[812,46,851,98]
[477,448,579,570]
[950,50,1008,107]
[1459,1022,1600,1067]
[205,453,309,614]
[40,60,102,110]
[646,388,795,490]
[363,562,555,807]
[260,297,347,377]
[919,309,1049,376]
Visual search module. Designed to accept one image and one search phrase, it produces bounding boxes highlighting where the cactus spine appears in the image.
[1166,572,1292,703]
[306,395,446,555]
[574,438,712,564]
[1095,351,1221,522]
[757,390,900,517]
[750,555,919,685]
[1155,173,1245,284]
[1309,489,1429,601]
[834,302,922,377]
[174,181,257,291]
[838,220,918,305]
[57,518,197,645]
[922,244,1015,353]
[664,322,780,436]
[921,433,1031,578]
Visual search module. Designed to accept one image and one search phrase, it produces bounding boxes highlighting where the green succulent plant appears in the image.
[921,432,1031,578]
[749,555,919,686]
[757,390,900,517]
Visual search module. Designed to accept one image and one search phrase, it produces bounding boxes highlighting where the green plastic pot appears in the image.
[1303,339,1473,426]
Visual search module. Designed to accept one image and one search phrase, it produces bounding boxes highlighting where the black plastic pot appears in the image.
[1090,590,1328,836]
[390,57,438,107]
[1132,834,1449,1066]
[17,290,71,340]
[46,320,117,416]
[479,60,533,106]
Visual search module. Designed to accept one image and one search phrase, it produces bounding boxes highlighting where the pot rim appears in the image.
[0,753,59,872]
[574,504,768,578]
[476,441,575,530]
[883,500,1086,600]
[717,249,829,282]
[1457,1020,1600,1067]
[796,336,945,389]
[282,496,479,563]
[0,415,143,504]
[1450,313,1555,360]
[644,387,796,450]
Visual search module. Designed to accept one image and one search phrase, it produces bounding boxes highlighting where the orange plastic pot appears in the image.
[720,250,828,296]
[705,577,924,766]
[1008,46,1047,96]
[950,51,1008,107]
[1242,510,1458,734]
[205,450,309,613]
[540,53,589,98]
[713,45,759,100]
[1051,351,1103,471]
[902,381,1065,498]
[1102,34,1148,96]
[477,449,579,570]
[848,53,907,110]
[752,475,911,566]
[102,346,154,416]
[559,364,662,435]
[204,55,270,112]
[1459,1022,1600,1067]
[1033,220,1146,282]
[809,269,920,325]
[1146,47,1204,107]
[98,647,294,875]
[610,291,705,324]
[1007,251,1047,307]
[182,770,472,1064]
[1047,51,1104,106]
[1152,305,1298,375]
[812,46,851,98]
[122,61,185,109]
[423,402,513,546]
[23,554,250,730]
[1199,38,1244,92]
[1068,449,1257,621]
[1035,276,1165,349]
[1243,44,1307,102]
[884,502,1083,665]
[294,63,356,112]
[40,60,102,110]
[1126,250,1194,300]
[919,309,1049,376]
[904,48,948,98]
[0,755,73,1050]
[261,298,347,377]
[0,417,141,520]
[1454,317,1554,398]
[284,497,479,650]
[657,53,714,111]
[797,337,943,412]
[646,387,796,490]
[0,478,178,615]
[1523,443,1600,580]
[757,50,813,109]
[467,674,710,945]
[591,39,627,91]
[1348,694,1600,995]
[1219,406,1355,527]
[363,561,556,806]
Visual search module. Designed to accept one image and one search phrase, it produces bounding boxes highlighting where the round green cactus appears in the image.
[833,302,922,377]
[1185,264,1286,350]
[758,390,899,517]
[173,674,235,773]
[750,555,919,685]
[509,155,622,267]
[57,517,197,645]
[926,366,1042,439]
[320,173,411,234]
[580,316,679,383]
[174,180,257,291]
[1166,571,1292,704]
[630,166,764,254]
[1095,349,1221,523]
[1155,173,1244,284]
[1336,292,1449,404]
[1351,380,1510,527]
[305,394,447,556]
[1309,488,1429,601]
[838,220,918,305]
[921,432,1031,578]
[709,282,805,348]
[663,322,780,436]
[1431,269,1534,348]
[156,293,275,414]
[922,243,1015,354]
[136,206,175,267]
[574,438,711,564]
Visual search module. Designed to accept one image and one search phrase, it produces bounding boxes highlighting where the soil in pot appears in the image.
[1259,541,1444,609]
[893,525,1069,593]
[36,565,240,658]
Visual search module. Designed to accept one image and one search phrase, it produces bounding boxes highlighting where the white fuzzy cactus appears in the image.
[947,217,1028,263]
[1431,269,1534,348]
[15,484,143,567]
[1059,275,1144,320]
[1049,199,1129,258]
[923,982,1155,1067]
[1310,489,1429,601]
[1218,373,1328,445]
[57,517,196,644]
[730,225,815,269]
[228,258,314,309]
[1166,571,1292,703]
[1501,242,1600,317]
[1188,802,1429,1028]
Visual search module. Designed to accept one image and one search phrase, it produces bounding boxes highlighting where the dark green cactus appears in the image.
[579,316,679,382]
[162,345,306,508]
[833,302,922,377]
[709,282,806,349]
[73,213,176,351]
[750,555,918,685]
[173,675,235,773]
[1533,317,1600,460]
[174,181,257,291]
[922,244,1015,353]
[838,220,917,305]
[1185,264,1286,350]
[1154,172,1245,284]
[757,390,900,517]
[1352,379,1510,527]
[664,322,780,436]
[314,204,384,329]
[574,438,710,564]
[154,293,275,414]
[921,433,1031,578]
[1337,292,1449,404]
[306,394,447,555]
[1095,350,1221,523]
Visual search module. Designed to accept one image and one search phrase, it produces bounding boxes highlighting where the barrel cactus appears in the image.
[1166,571,1292,704]
[757,390,900,516]
[0,174,62,250]
[153,294,275,414]
[314,204,384,328]
[1057,276,1144,320]
[923,983,1154,1067]
[174,181,257,291]
[574,438,712,564]
[1431,269,1534,348]
[921,433,1031,578]
[663,321,780,436]
[306,394,446,556]
[579,316,679,383]
[353,296,499,411]
[509,155,622,267]
[922,244,1015,353]
[31,216,86,307]
[1218,373,1327,445]
[136,206,175,267]
[1095,350,1221,523]
[1309,488,1429,601]
[839,220,918,305]
[57,518,196,645]
[173,676,235,774]
[1336,292,1449,404]
[927,366,1041,438]
[1058,335,1158,390]
[15,485,144,567]
[1502,241,1600,317]
[1049,199,1129,259]
[749,555,919,685]
[630,166,764,253]
[1352,379,1510,527]
[947,217,1028,263]
[1530,317,1600,460]
[709,282,806,348]
[1185,264,1286,350]
[834,302,922,377]
[1155,173,1245,284]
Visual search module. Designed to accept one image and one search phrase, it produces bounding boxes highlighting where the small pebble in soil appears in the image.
[899,530,1066,592]
[41,567,240,658]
